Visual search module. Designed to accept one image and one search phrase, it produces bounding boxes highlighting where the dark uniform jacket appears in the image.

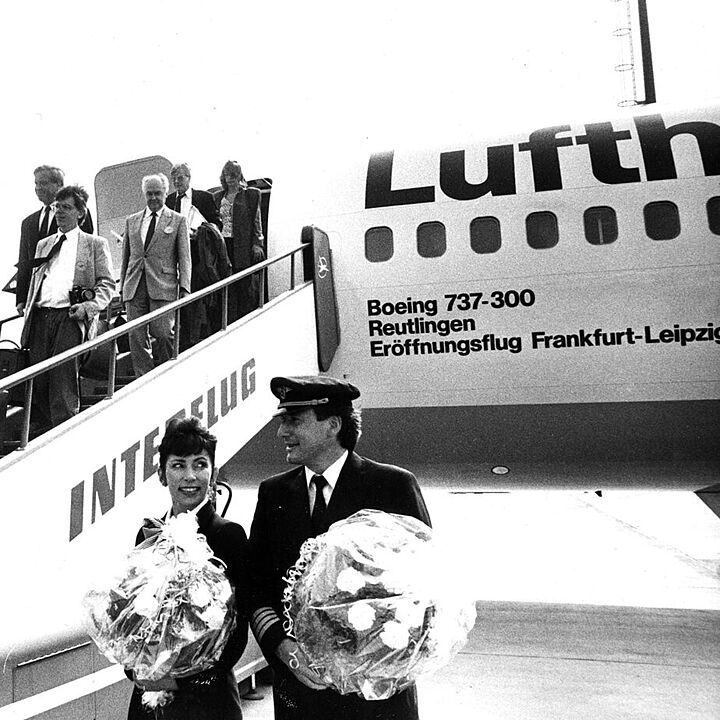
[248,451,431,720]
[127,502,249,720]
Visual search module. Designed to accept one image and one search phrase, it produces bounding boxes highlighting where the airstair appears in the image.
[0,228,338,719]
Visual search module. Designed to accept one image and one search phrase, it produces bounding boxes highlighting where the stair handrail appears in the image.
[0,243,309,449]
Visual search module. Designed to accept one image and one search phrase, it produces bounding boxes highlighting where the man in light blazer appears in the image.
[16,165,94,313]
[166,162,222,233]
[22,185,114,430]
[120,173,190,377]
[247,375,431,720]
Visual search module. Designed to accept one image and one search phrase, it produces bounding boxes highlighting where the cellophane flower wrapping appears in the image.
[283,509,476,701]
[83,512,236,691]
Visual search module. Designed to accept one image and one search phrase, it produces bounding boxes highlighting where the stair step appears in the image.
[1,440,21,455]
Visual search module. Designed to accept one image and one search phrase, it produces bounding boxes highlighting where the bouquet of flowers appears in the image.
[83,512,236,708]
[283,509,476,701]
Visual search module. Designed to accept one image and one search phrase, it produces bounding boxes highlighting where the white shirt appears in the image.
[175,189,205,230]
[175,188,193,218]
[140,205,166,242]
[304,449,349,513]
[38,204,55,233]
[36,227,79,308]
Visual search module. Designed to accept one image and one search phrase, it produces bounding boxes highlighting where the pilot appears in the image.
[247,375,431,720]
[21,185,114,431]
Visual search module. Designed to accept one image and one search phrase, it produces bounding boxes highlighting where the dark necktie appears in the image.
[39,206,51,238]
[32,233,67,267]
[175,193,185,212]
[310,475,328,534]
[144,212,157,248]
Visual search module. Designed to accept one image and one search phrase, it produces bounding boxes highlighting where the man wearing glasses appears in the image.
[21,185,114,431]
[166,162,222,233]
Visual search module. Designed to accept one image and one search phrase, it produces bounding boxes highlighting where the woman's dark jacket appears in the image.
[126,502,249,720]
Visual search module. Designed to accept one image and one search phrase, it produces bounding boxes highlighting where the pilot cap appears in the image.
[271,375,360,415]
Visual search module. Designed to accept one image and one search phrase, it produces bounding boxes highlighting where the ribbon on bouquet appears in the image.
[141,517,165,541]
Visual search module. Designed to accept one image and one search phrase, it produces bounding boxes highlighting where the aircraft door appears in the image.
[94,156,174,279]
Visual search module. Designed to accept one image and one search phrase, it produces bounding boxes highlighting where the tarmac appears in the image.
[231,489,720,719]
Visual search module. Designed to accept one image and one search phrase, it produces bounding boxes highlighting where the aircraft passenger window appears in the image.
[417,221,446,258]
[584,206,618,245]
[470,216,501,253]
[365,226,394,262]
[644,201,680,241]
[526,212,558,249]
[707,197,720,235]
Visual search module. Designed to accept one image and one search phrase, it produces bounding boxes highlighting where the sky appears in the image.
[1,0,719,311]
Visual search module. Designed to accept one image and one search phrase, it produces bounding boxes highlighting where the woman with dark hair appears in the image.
[126,417,248,720]
[213,161,265,322]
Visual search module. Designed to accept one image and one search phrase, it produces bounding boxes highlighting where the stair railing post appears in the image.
[20,379,33,449]
[106,338,118,399]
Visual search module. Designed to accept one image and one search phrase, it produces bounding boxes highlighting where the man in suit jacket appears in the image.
[248,376,431,720]
[21,185,114,429]
[166,162,222,232]
[16,165,94,313]
[120,173,190,377]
